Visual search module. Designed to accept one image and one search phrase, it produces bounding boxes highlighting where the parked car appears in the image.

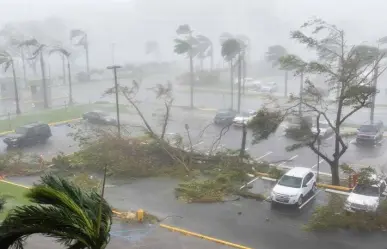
[260,82,278,92]
[311,120,333,137]
[356,121,384,145]
[284,115,313,137]
[232,110,257,127]
[214,109,238,125]
[82,110,117,125]
[344,175,387,213]
[270,167,317,206]
[3,123,52,148]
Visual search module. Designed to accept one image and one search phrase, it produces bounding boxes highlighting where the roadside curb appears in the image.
[0,180,253,249]
[0,118,81,136]
[159,224,253,249]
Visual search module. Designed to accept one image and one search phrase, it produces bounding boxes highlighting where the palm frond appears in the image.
[174,38,191,55]
[266,45,288,66]
[221,38,241,61]
[70,29,85,40]
[49,47,71,57]
[3,60,12,72]
[176,24,192,35]
[219,32,234,45]
[17,38,39,48]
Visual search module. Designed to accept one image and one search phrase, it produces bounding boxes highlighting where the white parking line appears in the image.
[327,136,333,140]
[311,159,325,169]
[299,190,321,210]
[239,177,260,190]
[349,139,355,144]
[255,151,273,161]
[192,141,204,148]
[278,155,298,167]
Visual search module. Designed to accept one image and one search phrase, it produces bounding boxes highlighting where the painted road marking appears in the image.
[299,190,321,210]
[256,151,273,161]
[278,155,298,167]
[239,176,260,190]
[311,159,325,169]
[192,141,204,148]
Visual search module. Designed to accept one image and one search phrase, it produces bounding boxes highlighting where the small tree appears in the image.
[249,18,386,185]
[0,51,21,114]
[266,45,289,97]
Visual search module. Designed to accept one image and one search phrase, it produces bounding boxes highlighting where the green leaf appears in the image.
[248,108,284,144]
[221,38,241,62]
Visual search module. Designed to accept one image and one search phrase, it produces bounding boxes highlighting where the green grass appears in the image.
[0,103,130,132]
[0,181,30,220]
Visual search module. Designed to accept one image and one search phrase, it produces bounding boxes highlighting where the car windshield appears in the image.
[359,125,378,133]
[15,127,28,134]
[353,184,379,197]
[277,175,303,188]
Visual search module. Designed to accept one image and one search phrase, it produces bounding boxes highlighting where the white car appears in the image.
[311,121,333,137]
[260,82,278,92]
[271,167,317,206]
[232,110,257,126]
[344,175,387,213]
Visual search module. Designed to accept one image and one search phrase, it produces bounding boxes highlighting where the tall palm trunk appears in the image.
[284,71,288,97]
[20,48,27,85]
[230,61,234,110]
[210,46,214,71]
[62,55,66,85]
[84,35,90,81]
[199,58,204,71]
[298,72,304,116]
[189,54,194,109]
[39,53,49,109]
[242,57,246,95]
[67,59,73,105]
[11,61,21,115]
[237,53,242,113]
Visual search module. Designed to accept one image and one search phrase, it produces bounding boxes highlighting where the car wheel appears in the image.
[297,196,304,206]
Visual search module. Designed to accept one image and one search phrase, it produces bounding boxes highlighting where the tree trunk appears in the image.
[85,35,90,81]
[242,57,246,95]
[200,58,204,71]
[284,71,288,97]
[330,160,340,186]
[239,123,247,158]
[67,60,73,105]
[62,55,66,85]
[210,47,214,71]
[230,61,234,110]
[39,53,49,109]
[237,53,242,113]
[20,48,27,84]
[189,54,194,109]
[370,62,378,124]
[11,61,21,115]
[298,72,304,116]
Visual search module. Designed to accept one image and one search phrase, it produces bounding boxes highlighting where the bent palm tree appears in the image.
[0,174,112,249]
[0,51,21,114]
[70,29,90,80]
[49,47,73,105]
[196,35,213,71]
[266,45,289,97]
[221,38,242,111]
[19,38,49,108]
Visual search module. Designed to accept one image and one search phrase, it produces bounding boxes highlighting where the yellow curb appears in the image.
[317,183,352,192]
[24,97,68,104]
[159,224,253,249]
[0,180,30,189]
[197,107,217,112]
[255,172,270,177]
[0,130,14,136]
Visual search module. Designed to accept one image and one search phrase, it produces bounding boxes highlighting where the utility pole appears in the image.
[107,65,122,137]
[370,61,378,124]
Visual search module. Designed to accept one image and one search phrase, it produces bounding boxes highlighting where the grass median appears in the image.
[0,181,30,220]
[0,103,130,133]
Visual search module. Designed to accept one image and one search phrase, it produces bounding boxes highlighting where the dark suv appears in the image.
[356,121,384,145]
[3,123,52,148]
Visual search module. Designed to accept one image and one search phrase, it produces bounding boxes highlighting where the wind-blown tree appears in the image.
[49,46,73,105]
[235,35,250,94]
[145,40,160,60]
[196,35,213,71]
[249,18,385,185]
[0,174,112,249]
[0,51,21,114]
[19,38,49,108]
[70,29,90,80]
[221,38,243,112]
[174,24,199,108]
[266,45,290,97]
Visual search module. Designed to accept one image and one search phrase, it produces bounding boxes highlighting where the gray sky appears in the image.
[1,0,387,70]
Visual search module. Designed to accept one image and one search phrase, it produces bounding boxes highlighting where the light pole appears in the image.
[316,137,321,182]
[107,65,122,138]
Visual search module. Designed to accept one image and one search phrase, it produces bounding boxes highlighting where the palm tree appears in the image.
[0,174,112,249]
[221,38,242,111]
[19,38,49,108]
[235,35,250,94]
[49,46,73,105]
[196,35,213,71]
[70,29,90,80]
[0,51,21,114]
[266,45,289,97]
[174,24,198,109]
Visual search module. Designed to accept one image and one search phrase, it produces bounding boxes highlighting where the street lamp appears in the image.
[107,65,122,138]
